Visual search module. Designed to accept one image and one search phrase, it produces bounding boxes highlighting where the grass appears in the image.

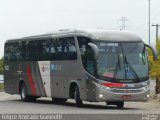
[0,83,4,91]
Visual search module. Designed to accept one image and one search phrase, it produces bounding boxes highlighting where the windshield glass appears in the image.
[95,41,148,82]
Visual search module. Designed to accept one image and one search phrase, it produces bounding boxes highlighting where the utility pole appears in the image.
[152,24,160,94]
[119,17,128,30]
[152,24,160,42]
[149,0,151,44]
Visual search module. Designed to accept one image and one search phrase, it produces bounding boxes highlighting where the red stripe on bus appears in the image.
[26,65,36,96]
[101,82,125,88]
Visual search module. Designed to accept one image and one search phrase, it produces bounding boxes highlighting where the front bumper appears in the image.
[94,82,150,102]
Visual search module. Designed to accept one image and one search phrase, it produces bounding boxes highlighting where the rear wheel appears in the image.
[20,83,30,102]
[74,86,82,107]
[29,96,38,102]
[20,83,37,102]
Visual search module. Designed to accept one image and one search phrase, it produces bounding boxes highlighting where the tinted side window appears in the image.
[4,42,22,61]
[77,37,94,74]
[5,43,14,61]
[28,39,50,61]
[50,38,62,60]
[28,41,38,61]
[38,40,50,60]
[18,41,26,61]
[50,37,77,60]
[77,37,92,66]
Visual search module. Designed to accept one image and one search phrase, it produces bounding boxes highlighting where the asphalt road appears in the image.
[0,92,160,114]
[0,80,159,120]
[0,80,157,114]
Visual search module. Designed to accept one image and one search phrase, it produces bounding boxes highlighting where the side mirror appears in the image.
[88,43,99,60]
[145,44,158,61]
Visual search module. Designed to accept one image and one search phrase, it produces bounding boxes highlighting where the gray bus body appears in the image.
[4,29,157,107]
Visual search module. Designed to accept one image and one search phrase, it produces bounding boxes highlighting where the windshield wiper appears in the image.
[113,52,121,79]
[124,55,140,82]
[141,46,146,65]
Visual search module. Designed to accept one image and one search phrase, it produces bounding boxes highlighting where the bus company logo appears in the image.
[51,64,61,71]
[51,64,55,71]
[42,66,49,72]
[125,89,130,93]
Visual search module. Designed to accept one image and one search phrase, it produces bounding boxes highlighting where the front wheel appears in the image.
[116,101,124,108]
[74,86,82,107]
[52,98,67,103]
[106,101,124,108]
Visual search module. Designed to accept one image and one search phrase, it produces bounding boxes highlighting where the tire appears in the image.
[74,86,82,107]
[106,101,124,108]
[116,101,124,108]
[20,83,30,102]
[52,98,67,103]
[29,96,37,102]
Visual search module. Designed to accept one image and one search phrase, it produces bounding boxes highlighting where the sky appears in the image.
[0,0,160,58]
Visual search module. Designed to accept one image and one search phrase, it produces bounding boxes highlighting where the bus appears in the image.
[4,29,157,108]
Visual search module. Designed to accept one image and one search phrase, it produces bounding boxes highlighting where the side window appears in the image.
[28,39,50,61]
[25,41,30,60]
[28,40,38,61]
[86,46,94,75]
[50,38,62,60]
[18,41,26,61]
[77,37,94,75]
[5,43,14,61]
[14,42,22,61]
[50,37,77,60]
[4,42,21,61]
[60,37,77,60]
[77,37,87,67]
[38,40,50,60]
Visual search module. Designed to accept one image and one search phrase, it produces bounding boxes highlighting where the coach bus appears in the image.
[4,29,157,108]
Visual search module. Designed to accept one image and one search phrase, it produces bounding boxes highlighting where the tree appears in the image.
[0,57,3,75]
[148,39,160,93]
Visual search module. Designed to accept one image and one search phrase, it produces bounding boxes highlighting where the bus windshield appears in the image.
[95,41,148,82]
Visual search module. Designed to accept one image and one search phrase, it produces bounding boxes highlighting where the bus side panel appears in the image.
[4,61,46,97]
[50,60,86,99]
[23,61,43,97]
[85,73,97,102]
[36,61,50,97]
[4,61,20,95]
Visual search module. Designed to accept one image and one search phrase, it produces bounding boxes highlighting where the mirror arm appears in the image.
[145,44,158,61]
[88,43,99,60]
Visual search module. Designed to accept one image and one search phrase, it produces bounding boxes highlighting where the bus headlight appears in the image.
[99,94,103,98]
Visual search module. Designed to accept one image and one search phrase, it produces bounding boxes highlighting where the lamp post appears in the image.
[149,0,151,44]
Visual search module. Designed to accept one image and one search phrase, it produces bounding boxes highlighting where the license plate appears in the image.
[122,95,132,99]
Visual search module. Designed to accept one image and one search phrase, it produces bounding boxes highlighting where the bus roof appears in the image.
[6,29,143,43]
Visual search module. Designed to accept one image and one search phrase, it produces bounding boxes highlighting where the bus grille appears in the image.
[111,89,143,93]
